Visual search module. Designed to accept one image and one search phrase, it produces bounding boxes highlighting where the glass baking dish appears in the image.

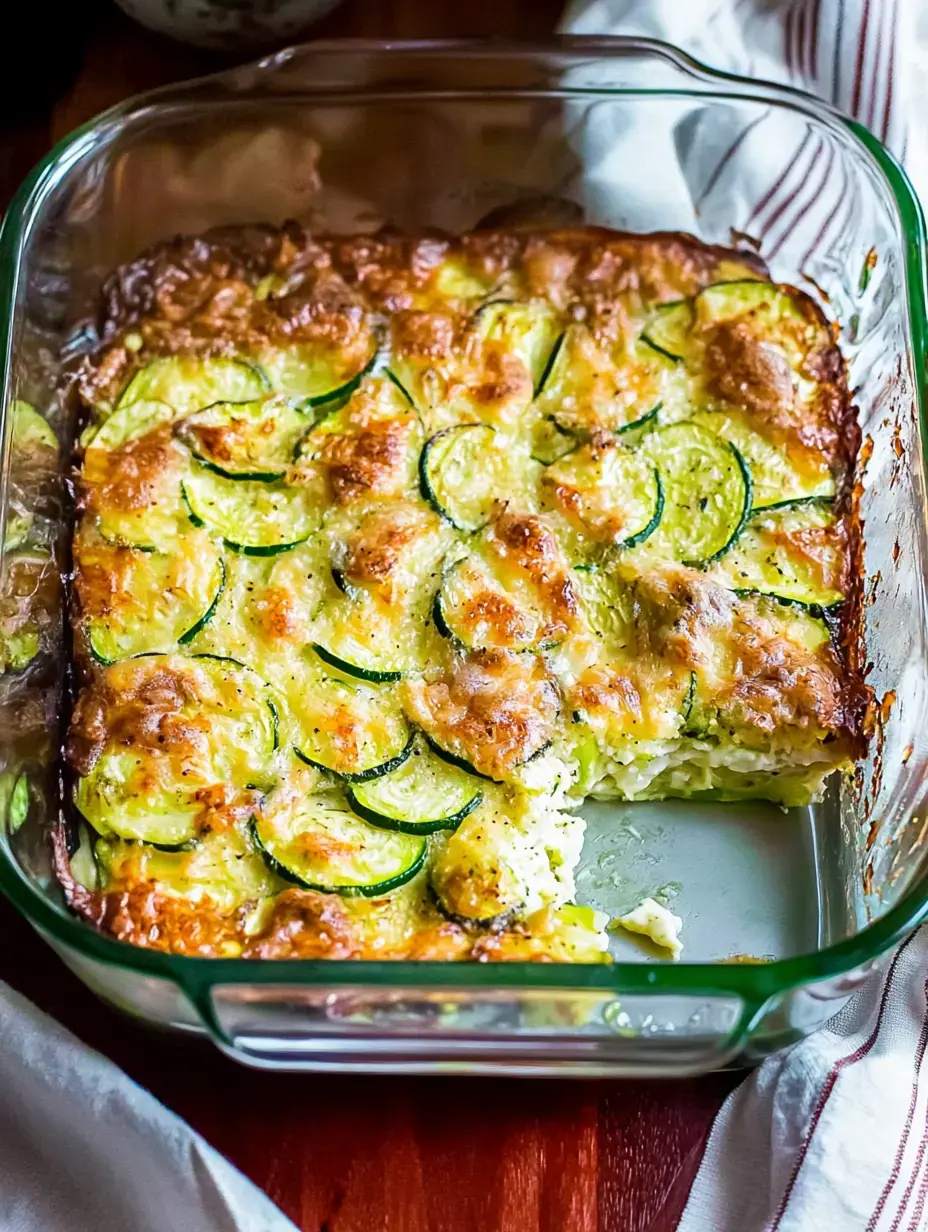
[0,38,925,1076]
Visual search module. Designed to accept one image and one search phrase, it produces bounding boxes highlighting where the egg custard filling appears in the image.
[58,225,867,961]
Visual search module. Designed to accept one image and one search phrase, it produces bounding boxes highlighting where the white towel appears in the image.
[0,981,296,1232]
[558,3,928,1229]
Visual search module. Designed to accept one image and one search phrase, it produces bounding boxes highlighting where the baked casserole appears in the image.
[55,225,868,961]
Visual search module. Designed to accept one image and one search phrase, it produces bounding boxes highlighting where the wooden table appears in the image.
[1,2,742,1227]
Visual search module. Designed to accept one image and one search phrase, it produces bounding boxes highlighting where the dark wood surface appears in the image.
[0,2,741,1228]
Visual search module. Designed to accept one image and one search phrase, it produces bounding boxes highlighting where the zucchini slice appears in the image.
[530,414,576,465]
[642,422,752,566]
[260,345,377,406]
[346,739,483,834]
[542,442,663,549]
[294,677,413,781]
[84,537,226,663]
[251,797,427,897]
[640,300,694,363]
[182,466,317,555]
[0,768,30,836]
[533,332,565,398]
[11,401,59,455]
[177,398,308,481]
[616,401,662,438]
[535,325,677,436]
[74,654,278,847]
[707,501,846,608]
[696,279,808,331]
[472,301,562,393]
[434,555,548,652]
[419,424,504,532]
[117,357,269,413]
[0,549,57,673]
[84,399,176,454]
[423,734,502,784]
[310,577,426,682]
[694,410,835,510]
[311,641,404,684]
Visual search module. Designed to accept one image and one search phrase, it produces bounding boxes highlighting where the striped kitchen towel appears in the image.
[559,3,928,1230]
[564,0,927,250]
[680,926,928,1232]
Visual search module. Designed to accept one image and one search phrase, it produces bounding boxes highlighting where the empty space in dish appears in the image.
[577,795,851,963]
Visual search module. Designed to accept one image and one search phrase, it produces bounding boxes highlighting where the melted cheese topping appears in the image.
[63,225,866,963]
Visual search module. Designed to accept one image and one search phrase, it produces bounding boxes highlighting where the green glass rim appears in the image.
[1,37,926,1014]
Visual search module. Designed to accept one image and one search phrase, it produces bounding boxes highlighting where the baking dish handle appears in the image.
[186,980,764,1075]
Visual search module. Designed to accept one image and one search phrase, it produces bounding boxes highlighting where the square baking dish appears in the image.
[0,38,926,1075]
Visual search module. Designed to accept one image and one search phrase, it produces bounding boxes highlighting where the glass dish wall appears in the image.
[0,39,925,1074]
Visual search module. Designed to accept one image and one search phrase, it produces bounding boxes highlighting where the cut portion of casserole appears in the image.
[58,225,868,961]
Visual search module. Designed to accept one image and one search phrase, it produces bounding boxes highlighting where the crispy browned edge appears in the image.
[52,222,873,956]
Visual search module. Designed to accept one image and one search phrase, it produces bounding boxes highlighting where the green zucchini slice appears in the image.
[3,512,33,554]
[642,422,752,566]
[530,414,576,465]
[707,501,846,608]
[177,397,308,481]
[74,654,278,846]
[694,410,835,511]
[294,678,413,781]
[84,399,176,454]
[310,577,426,682]
[696,280,809,332]
[616,401,662,438]
[423,734,501,784]
[542,442,663,549]
[346,739,483,834]
[419,424,503,532]
[0,550,57,673]
[251,797,427,896]
[533,332,565,398]
[260,345,378,406]
[311,641,404,684]
[640,300,694,363]
[117,357,269,413]
[182,466,317,555]
[473,301,562,393]
[434,555,548,652]
[85,538,226,663]
[536,325,678,436]
[11,401,58,455]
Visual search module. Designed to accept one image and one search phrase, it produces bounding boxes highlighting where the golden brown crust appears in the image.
[486,508,579,639]
[78,223,767,404]
[402,649,559,780]
[315,415,415,506]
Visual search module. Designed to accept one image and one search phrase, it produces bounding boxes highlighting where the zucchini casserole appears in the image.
[54,225,868,961]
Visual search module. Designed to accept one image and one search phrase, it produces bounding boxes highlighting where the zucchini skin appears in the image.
[418,424,497,532]
[178,556,226,645]
[620,468,664,550]
[533,331,565,397]
[180,481,310,557]
[189,453,286,484]
[423,734,504,784]
[346,784,483,835]
[249,817,427,897]
[304,346,379,409]
[294,729,415,784]
[311,642,404,683]
[681,442,753,568]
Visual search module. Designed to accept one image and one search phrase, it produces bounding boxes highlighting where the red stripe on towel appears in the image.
[769,932,920,1232]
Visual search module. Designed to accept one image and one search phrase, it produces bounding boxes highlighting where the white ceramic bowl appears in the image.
[112,0,346,50]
